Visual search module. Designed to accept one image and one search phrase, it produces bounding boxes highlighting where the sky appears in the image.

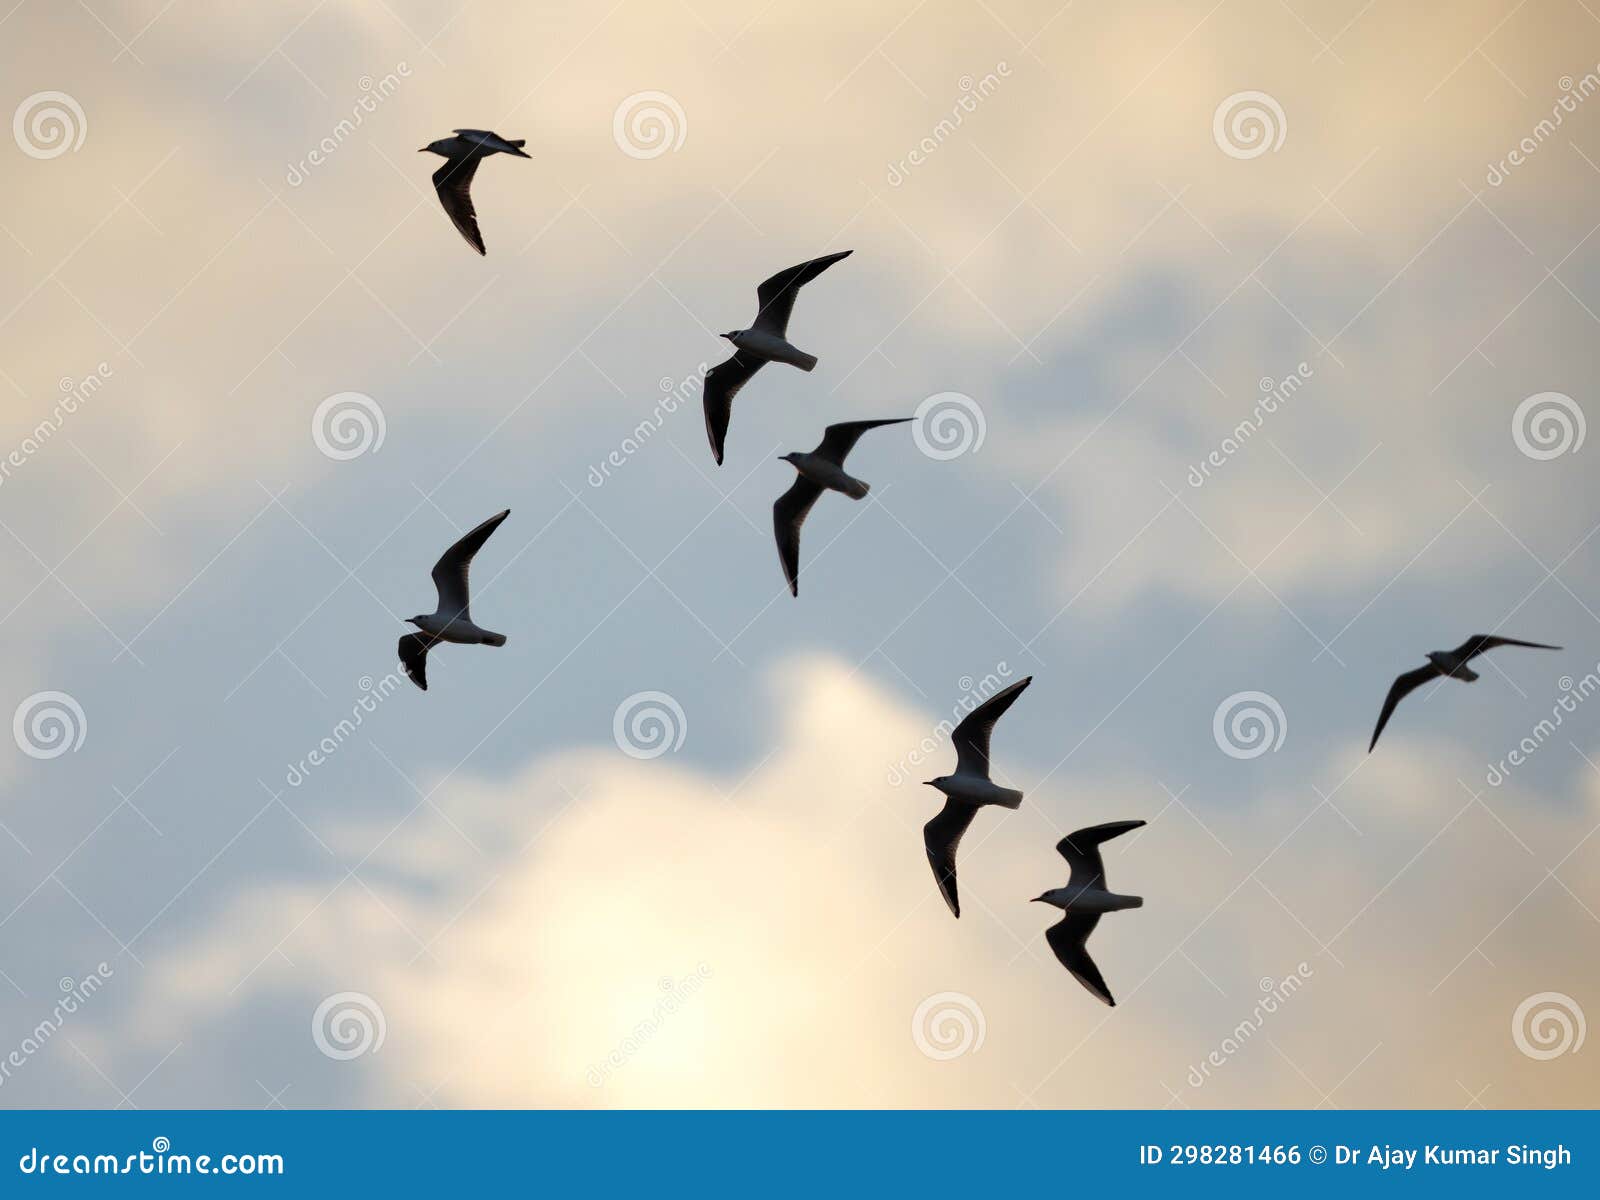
[1,0,1599,1108]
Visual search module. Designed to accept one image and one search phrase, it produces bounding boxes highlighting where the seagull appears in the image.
[1033,820,1145,1006]
[1368,634,1561,752]
[398,509,511,691]
[702,250,853,465]
[419,129,531,256]
[773,418,909,596]
[922,676,1033,918]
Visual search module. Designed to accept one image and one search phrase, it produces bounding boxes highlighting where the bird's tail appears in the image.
[481,632,508,647]
[1105,892,1143,911]
[990,786,1025,810]
[508,139,532,158]
[792,350,819,372]
[842,476,870,500]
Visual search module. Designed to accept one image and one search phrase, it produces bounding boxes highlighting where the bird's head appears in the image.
[719,331,740,341]
[1426,651,1450,668]
[405,615,426,627]
[778,452,800,465]
[418,140,450,157]
[923,776,950,791]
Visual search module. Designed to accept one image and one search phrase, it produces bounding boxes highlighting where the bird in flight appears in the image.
[1368,634,1561,751]
[702,250,853,465]
[419,129,531,256]
[399,509,511,690]
[1033,820,1145,1006]
[922,676,1033,918]
[773,417,909,596]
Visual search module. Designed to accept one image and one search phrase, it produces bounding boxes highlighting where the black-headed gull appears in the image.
[773,417,909,596]
[702,250,852,465]
[1033,820,1145,1006]
[922,676,1032,918]
[1368,634,1560,752]
[399,509,511,691]
[419,129,530,256]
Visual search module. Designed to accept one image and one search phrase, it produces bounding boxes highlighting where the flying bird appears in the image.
[1368,634,1561,752]
[922,676,1033,918]
[773,417,909,596]
[1033,820,1145,1007]
[419,129,531,256]
[702,250,853,465]
[398,509,511,691]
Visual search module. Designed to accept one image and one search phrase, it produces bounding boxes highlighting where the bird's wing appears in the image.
[751,250,853,335]
[1045,913,1113,1005]
[923,799,978,918]
[950,676,1033,779]
[431,509,510,620]
[1054,820,1146,892]
[702,352,763,465]
[452,129,519,154]
[398,633,433,691]
[432,157,486,255]
[1368,664,1442,752]
[814,417,912,467]
[1454,634,1562,660]
[773,476,825,597]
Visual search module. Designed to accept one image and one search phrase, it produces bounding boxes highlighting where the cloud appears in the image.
[113,656,1600,1107]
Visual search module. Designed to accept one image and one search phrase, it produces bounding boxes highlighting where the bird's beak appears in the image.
[417,147,428,153]
[1029,895,1048,904]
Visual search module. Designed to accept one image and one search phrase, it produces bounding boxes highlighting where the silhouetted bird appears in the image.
[399,509,511,690]
[1369,634,1560,751]
[1033,820,1145,1006]
[419,129,530,256]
